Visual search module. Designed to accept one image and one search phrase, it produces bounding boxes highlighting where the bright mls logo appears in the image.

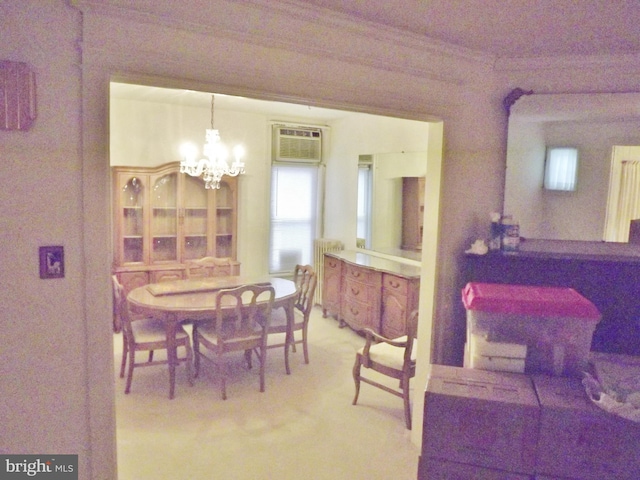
[1,455,77,479]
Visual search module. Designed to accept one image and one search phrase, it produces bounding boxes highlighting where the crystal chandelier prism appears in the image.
[180,94,245,189]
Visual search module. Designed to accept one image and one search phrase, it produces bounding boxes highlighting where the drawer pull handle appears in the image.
[352,271,361,278]
[389,281,400,288]
[351,286,360,295]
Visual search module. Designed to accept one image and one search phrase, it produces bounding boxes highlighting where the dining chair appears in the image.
[112,275,193,395]
[352,309,419,429]
[192,283,275,400]
[265,264,317,374]
[185,256,239,279]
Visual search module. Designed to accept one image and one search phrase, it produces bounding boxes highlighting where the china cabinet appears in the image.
[112,162,238,292]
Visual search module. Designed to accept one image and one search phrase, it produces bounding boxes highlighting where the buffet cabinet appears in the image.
[112,162,238,293]
[322,251,421,338]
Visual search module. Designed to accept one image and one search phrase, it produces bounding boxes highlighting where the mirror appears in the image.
[358,151,426,261]
[504,92,640,241]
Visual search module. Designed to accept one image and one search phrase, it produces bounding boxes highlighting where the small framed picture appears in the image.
[39,245,64,279]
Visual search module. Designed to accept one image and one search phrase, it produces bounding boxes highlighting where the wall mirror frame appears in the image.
[504,90,640,242]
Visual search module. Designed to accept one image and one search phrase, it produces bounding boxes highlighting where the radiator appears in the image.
[313,238,344,305]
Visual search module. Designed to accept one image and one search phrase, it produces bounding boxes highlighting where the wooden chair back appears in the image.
[292,264,317,319]
[214,283,276,350]
[186,256,240,278]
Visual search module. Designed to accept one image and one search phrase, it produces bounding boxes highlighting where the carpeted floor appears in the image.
[114,306,419,479]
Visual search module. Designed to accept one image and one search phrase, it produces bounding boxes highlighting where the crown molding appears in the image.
[495,52,640,72]
[72,0,495,88]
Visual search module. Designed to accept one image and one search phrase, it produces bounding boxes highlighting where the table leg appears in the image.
[165,313,178,399]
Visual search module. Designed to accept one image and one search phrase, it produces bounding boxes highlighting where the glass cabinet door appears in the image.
[215,179,235,258]
[182,174,209,260]
[120,176,145,263]
[150,172,178,263]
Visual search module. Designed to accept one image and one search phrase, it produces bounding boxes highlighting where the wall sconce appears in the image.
[544,147,578,191]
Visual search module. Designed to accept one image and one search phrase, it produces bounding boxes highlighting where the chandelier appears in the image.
[180,94,245,189]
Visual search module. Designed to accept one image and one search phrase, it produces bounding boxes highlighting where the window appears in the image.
[357,163,372,248]
[269,164,319,274]
[544,147,578,191]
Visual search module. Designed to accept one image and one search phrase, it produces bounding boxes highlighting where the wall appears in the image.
[0,1,99,477]
[110,94,431,275]
[5,1,639,477]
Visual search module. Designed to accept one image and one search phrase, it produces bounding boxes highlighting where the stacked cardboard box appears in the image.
[533,374,640,480]
[419,364,640,480]
[419,365,539,478]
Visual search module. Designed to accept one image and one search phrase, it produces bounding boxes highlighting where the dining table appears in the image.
[127,275,298,399]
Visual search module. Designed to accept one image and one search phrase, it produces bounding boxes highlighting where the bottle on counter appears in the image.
[501,215,520,252]
[489,212,502,251]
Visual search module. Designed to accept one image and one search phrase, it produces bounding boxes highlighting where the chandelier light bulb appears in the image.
[179,94,247,189]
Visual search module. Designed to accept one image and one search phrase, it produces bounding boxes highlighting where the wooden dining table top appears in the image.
[127,275,297,318]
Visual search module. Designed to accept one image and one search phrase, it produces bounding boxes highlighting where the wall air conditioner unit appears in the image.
[272,125,322,163]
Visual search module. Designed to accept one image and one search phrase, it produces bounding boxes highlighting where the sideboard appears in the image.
[464,239,640,356]
[322,251,421,338]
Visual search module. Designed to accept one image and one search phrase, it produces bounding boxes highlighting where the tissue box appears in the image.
[418,457,531,480]
[423,365,539,475]
[533,374,640,480]
[462,282,601,376]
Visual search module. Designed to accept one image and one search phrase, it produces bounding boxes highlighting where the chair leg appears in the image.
[302,325,310,364]
[284,339,291,375]
[244,349,253,369]
[185,341,194,386]
[402,375,412,430]
[125,350,135,394]
[352,354,362,405]
[258,346,266,393]
[192,327,201,378]
[119,335,128,378]
[219,362,227,401]
[148,350,154,362]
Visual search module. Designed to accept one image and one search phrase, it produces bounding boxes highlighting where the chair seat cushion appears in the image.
[198,320,262,346]
[269,308,303,331]
[358,337,417,370]
[131,318,190,343]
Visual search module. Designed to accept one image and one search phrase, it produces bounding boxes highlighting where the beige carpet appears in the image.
[115,306,420,479]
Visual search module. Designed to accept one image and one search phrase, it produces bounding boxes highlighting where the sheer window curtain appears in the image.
[604,160,640,242]
[269,164,319,274]
[357,164,372,249]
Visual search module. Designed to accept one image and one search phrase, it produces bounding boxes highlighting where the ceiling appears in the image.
[306,0,640,58]
[111,1,640,115]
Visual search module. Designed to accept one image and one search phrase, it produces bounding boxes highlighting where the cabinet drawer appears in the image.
[344,277,378,303]
[383,274,409,296]
[342,300,378,331]
[344,264,379,285]
[325,256,342,271]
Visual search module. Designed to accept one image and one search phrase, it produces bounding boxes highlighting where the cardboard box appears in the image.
[533,374,640,480]
[418,457,531,480]
[423,365,539,475]
[462,283,601,376]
